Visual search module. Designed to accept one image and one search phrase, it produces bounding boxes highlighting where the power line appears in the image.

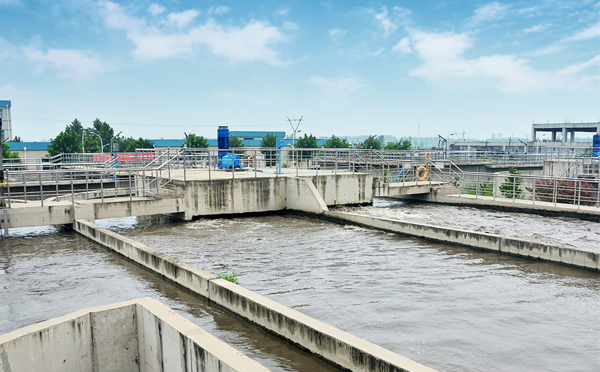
[13,116,287,128]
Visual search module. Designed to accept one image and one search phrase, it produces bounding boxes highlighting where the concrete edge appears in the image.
[133,297,272,372]
[74,219,439,372]
[209,278,437,372]
[0,299,140,344]
[285,177,329,213]
[0,297,272,372]
[323,211,599,271]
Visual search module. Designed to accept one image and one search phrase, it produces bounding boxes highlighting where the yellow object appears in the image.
[416,166,428,181]
[424,152,431,161]
[248,155,255,167]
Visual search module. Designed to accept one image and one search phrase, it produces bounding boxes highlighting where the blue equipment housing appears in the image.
[593,134,600,158]
[217,126,230,156]
[217,153,241,169]
[216,125,241,169]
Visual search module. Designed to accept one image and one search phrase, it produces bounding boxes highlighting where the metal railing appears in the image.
[446,171,599,208]
[1,148,598,209]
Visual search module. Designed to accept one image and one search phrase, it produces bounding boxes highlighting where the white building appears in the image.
[0,100,12,141]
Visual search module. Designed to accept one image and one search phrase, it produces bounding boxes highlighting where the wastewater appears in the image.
[1,200,599,372]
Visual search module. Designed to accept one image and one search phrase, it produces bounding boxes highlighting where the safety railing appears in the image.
[1,148,597,209]
[446,171,600,208]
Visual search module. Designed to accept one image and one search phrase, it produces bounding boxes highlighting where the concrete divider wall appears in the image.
[74,220,438,372]
[304,173,372,206]
[285,177,328,213]
[74,219,216,298]
[324,211,599,271]
[176,178,286,220]
[0,298,271,372]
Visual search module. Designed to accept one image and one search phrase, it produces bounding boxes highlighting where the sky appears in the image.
[1,0,599,142]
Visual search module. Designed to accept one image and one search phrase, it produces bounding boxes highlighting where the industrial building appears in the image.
[0,100,12,141]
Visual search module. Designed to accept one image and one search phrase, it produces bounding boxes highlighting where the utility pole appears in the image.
[287,116,303,165]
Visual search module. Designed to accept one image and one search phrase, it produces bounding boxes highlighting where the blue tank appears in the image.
[593,134,600,157]
[217,126,230,156]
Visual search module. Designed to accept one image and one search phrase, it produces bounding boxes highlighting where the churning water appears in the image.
[1,200,598,372]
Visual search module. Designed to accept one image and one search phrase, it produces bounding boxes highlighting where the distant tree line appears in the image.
[11,119,413,157]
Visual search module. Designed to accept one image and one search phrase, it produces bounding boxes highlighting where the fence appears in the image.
[0,148,598,209]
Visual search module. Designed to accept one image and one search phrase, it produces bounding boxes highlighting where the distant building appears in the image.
[0,100,12,141]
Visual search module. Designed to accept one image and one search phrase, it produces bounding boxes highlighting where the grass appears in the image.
[218,271,240,285]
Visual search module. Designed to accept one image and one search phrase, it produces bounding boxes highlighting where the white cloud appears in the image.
[534,21,600,55]
[409,30,598,93]
[523,24,547,33]
[167,9,200,29]
[369,48,384,57]
[309,76,363,99]
[374,7,397,36]
[21,46,108,79]
[392,37,411,53]
[564,20,600,41]
[148,3,165,16]
[283,21,299,31]
[276,7,289,16]
[208,6,231,16]
[328,28,346,42]
[468,2,510,26]
[98,1,285,65]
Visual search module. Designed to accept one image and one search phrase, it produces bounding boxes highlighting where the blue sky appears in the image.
[1,0,599,141]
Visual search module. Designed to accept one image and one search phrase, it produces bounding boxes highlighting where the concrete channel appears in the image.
[323,211,599,271]
[73,219,437,372]
[0,298,271,372]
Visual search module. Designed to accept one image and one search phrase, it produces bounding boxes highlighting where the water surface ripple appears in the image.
[116,213,600,372]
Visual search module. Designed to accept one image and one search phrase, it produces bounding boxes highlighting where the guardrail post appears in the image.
[22,174,27,203]
[476,174,479,199]
[532,175,536,205]
[577,179,581,209]
[39,173,44,207]
[101,170,104,203]
[129,171,133,202]
[335,150,338,176]
[183,147,187,182]
[85,171,89,199]
[70,171,74,205]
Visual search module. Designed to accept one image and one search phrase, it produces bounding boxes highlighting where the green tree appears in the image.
[295,133,318,159]
[117,137,153,152]
[324,135,350,148]
[183,133,210,148]
[384,138,412,150]
[91,119,114,152]
[229,135,245,154]
[2,143,19,159]
[499,167,524,199]
[360,135,382,150]
[260,133,279,166]
[260,132,278,148]
[12,136,22,142]
[47,119,84,156]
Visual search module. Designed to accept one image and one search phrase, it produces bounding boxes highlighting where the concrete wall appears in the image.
[6,173,371,228]
[303,173,372,206]
[176,178,286,220]
[324,211,599,271]
[285,177,328,213]
[74,220,437,372]
[0,298,270,372]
